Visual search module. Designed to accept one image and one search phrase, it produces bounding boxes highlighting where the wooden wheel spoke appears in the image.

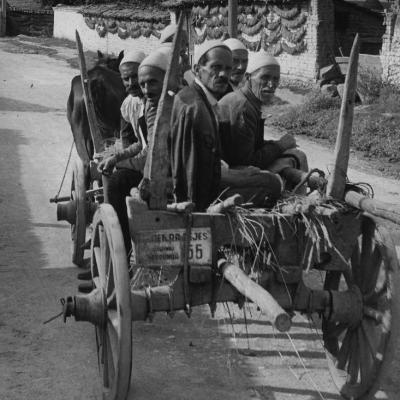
[71,160,87,267]
[364,282,388,304]
[343,269,354,288]
[360,218,375,271]
[103,329,116,387]
[107,289,116,308]
[361,247,382,294]
[363,306,384,324]
[108,309,120,335]
[107,311,120,371]
[106,258,115,297]
[336,331,353,370]
[329,322,348,339]
[361,320,382,362]
[92,276,101,288]
[347,333,360,384]
[358,328,375,385]
[99,225,109,281]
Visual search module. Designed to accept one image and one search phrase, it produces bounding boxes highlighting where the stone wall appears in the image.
[381,10,400,86]
[8,8,53,36]
[53,6,166,57]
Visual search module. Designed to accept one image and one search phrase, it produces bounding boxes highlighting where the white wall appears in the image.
[53,6,161,56]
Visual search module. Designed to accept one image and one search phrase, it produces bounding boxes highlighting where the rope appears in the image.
[53,139,75,201]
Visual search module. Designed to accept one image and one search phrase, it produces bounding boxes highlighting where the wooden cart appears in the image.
[59,24,400,400]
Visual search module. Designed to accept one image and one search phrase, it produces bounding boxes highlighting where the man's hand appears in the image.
[97,155,117,175]
[278,133,297,151]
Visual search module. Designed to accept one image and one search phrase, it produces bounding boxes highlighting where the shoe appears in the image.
[78,282,93,293]
[77,270,92,280]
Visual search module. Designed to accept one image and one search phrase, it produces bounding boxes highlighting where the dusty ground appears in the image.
[0,35,399,400]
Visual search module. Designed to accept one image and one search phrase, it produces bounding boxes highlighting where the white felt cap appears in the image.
[120,50,146,66]
[223,38,247,52]
[160,24,177,43]
[193,40,231,66]
[247,51,280,74]
[139,50,169,72]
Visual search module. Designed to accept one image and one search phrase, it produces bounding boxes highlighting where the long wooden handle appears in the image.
[327,34,360,199]
[143,15,185,210]
[219,259,291,332]
[345,190,400,225]
[75,30,103,157]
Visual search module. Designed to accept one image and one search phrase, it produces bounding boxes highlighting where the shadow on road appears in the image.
[0,97,63,113]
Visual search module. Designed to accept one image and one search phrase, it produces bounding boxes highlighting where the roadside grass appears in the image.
[271,87,400,179]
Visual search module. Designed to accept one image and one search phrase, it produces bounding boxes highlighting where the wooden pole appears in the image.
[228,0,237,38]
[75,30,103,157]
[326,34,360,199]
[345,190,400,225]
[219,260,291,332]
[143,15,184,209]
[0,0,6,37]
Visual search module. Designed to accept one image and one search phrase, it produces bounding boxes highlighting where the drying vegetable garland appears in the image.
[81,4,168,39]
[192,2,307,55]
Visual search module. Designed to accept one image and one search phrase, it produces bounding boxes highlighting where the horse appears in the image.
[67,50,126,165]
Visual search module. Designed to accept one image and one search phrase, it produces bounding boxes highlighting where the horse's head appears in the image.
[96,50,124,73]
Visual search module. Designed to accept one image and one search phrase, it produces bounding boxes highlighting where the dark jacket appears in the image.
[170,83,221,211]
[218,84,283,169]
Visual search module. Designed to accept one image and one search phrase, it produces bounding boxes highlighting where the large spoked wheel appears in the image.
[71,159,87,267]
[323,216,400,399]
[90,204,132,400]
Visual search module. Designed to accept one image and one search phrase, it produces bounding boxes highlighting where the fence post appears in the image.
[228,0,237,38]
[0,0,6,37]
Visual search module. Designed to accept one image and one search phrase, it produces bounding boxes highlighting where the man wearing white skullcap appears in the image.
[218,51,308,199]
[98,48,148,254]
[98,49,147,177]
[223,38,248,90]
[170,41,232,210]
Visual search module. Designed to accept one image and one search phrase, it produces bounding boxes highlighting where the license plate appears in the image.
[134,227,212,266]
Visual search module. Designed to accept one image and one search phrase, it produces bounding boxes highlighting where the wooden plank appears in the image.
[327,34,360,199]
[228,0,238,38]
[142,15,184,209]
[0,0,6,37]
[75,30,103,157]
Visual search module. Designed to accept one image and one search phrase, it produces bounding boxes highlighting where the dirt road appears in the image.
[0,36,399,400]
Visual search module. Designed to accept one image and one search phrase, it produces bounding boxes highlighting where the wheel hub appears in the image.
[62,288,106,327]
[329,285,363,328]
[57,199,77,225]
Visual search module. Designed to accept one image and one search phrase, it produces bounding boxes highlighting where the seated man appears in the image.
[170,41,232,211]
[98,50,169,254]
[170,41,282,210]
[219,52,308,195]
[223,38,249,91]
